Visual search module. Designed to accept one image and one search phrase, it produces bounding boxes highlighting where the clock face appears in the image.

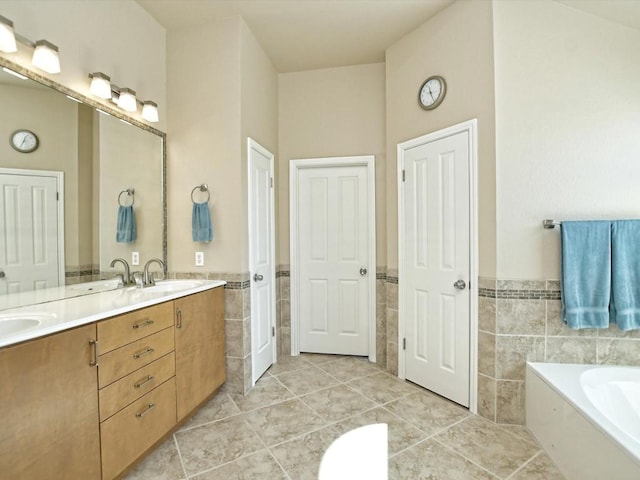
[418,76,447,110]
[10,129,39,153]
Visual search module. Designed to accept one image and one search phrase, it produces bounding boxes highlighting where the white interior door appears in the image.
[400,128,472,408]
[290,156,375,357]
[0,169,63,294]
[248,138,276,383]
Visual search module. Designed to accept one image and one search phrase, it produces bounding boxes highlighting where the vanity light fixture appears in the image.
[89,72,112,99]
[87,71,160,122]
[141,101,159,123]
[116,87,137,112]
[31,40,60,74]
[0,14,61,73]
[0,15,17,53]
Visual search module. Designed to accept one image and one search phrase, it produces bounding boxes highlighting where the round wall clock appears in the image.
[10,129,39,153]
[418,75,447,110]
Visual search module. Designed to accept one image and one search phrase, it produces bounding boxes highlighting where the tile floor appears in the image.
[125,354,566,480]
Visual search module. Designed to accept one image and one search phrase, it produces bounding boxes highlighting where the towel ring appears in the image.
[118,188,135,207]
[191,184,210,203]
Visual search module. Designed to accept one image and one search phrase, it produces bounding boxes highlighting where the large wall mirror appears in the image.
[0,57,166,310]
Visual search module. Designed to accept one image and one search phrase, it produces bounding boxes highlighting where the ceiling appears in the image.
[137,0,640,73]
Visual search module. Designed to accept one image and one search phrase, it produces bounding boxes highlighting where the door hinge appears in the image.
[270,177,273,188]
[56,192,59,200]
[272,326,275,337]
[403,338,406,350]
[402,170,406,182]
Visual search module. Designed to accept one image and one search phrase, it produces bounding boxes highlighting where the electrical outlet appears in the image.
[131,251,140,266]
[195,251,204,267]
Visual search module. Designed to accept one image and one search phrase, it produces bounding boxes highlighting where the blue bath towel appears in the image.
[192,202,213,242]
[116,205,137,243]
[611,220,640,331]
[561,221,612,329]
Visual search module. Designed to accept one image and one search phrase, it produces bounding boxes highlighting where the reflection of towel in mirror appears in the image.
[192,202,213,242]
[116,205,137,243]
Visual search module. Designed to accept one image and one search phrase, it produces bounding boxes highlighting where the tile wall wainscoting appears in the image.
[168,271,253,395]
[477,277,640,425]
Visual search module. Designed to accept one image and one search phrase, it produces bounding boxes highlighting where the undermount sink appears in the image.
[127,280,206,294]
[147,280,205,292]
[0,316,44,336]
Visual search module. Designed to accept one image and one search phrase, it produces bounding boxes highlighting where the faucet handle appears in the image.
[132,271,144,289]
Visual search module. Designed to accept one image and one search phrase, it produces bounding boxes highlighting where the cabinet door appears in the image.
[0,324,101,479]
[175,287,225,420]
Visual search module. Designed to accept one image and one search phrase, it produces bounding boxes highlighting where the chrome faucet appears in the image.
[110,258,131,286]
[143,258,166,286]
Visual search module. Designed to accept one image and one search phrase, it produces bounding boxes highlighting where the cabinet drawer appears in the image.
[97,302,174,354]
[99,352,175,421]
[100,378,176,480]
[98,327,174,388]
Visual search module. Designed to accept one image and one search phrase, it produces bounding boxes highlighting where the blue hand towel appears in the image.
[116,205,137,243]
[611,220,640,331]
[561,220,612,329]
[192,202,213,242]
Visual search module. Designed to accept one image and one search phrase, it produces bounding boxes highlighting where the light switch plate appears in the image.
[132,251,140,266]
[195,251,204,267]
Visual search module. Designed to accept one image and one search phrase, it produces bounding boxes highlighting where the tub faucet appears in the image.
[143,258,166,286]
[110,258,131,285]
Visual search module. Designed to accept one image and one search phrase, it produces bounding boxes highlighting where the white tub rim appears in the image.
[527,362,640,466]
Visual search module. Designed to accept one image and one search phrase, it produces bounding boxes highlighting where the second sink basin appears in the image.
[147,280,206,292]
[125,280,207,294]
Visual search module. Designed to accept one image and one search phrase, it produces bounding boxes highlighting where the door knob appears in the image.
[453,279,466,290]
[359,267,368,276]
[253,273,264,282]
[0,270,4,278]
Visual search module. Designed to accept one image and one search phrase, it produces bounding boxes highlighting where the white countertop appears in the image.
[0,279,226,349]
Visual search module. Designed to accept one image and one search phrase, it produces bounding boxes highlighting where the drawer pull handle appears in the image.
[176,309,182,329]
[133,347,155,359]
[132,318,154,330]
[134,375,154,389]
[135,403,156,418]
[89,340,99,367]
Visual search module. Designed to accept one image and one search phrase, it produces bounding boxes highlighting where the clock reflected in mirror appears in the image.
[10,129,39,153]
[418,75,447,111]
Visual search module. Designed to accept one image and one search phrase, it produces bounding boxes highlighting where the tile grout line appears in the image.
[503,450,545,480]
[172,432,189,479]
[431,437,503,479]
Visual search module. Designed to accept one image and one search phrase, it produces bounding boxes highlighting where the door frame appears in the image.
[397,119,478,413]
[247,137,277,382]
[0,167,65,287]
[290,155,376,360]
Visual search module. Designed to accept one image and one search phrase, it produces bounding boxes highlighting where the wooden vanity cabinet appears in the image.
[0,286,226,480]
[175,287,226,420]
[0,324,101,479]
[97,302,177,480]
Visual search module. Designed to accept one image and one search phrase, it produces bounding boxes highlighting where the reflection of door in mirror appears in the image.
[0,64,165,305]
[0,169,65,293]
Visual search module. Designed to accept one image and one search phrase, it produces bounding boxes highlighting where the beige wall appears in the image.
[167,17,278,274]
[166,17,242,274]
[385,0,496,276]
[0,0,166,130]
[240,20,279,271]
[494,0,640,279]
[278,63,387,267]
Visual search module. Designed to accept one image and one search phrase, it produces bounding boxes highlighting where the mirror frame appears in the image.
[0,55,167,277]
